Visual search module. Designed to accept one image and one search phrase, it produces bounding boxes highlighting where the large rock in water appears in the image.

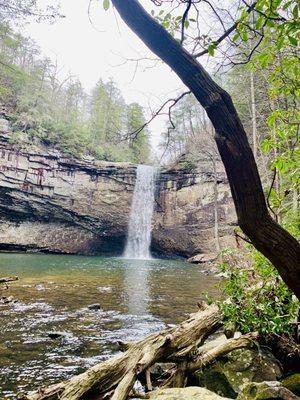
[0,118,236,256]
[148,387,231,399]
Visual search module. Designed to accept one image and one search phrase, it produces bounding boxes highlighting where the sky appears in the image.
[23,0,188,153]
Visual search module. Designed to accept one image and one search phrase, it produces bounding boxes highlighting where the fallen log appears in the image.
[19,305,258,400]
[20,304,222,400]
[0,276,18,284]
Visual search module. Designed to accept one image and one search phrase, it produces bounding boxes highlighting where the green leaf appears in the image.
[288,36,298,46]
[261,139,271,153]
[242,31,249,42]
[267,113,276,127]
[255,16,265,30]
[276,36,285,50]
[232,32,240,42]
[292,5,299,19]
[103,0,110,11]
[207,43,217,56]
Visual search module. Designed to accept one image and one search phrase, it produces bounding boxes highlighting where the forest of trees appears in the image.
[160,57,299,237]
[0,22,151,163]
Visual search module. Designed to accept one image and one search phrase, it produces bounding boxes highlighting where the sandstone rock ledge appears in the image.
[0,116,236,256]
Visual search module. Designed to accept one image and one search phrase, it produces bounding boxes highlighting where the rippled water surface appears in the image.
[0,253,219,398]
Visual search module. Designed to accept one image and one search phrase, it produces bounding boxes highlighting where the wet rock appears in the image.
[147,363,176,383]
[237,381,299,399]
[88,303,101,310]
[190,348,283,397]
[190,370,238,398]
[0,118,10,132]
[187,253,218,264]
[97,286,112,293]
[148,387,231,399]
[282,374,300,396]
[0,296,17,304]
[47,331,67,339]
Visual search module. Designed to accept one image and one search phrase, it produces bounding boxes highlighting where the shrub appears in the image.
[216,248,299,337]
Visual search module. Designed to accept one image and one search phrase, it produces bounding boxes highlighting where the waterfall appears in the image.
[124,165,157,260]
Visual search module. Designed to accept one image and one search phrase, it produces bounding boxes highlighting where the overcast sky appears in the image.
[23,0,189,153]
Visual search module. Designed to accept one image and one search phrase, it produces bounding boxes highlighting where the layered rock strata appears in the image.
[0,117,236,256]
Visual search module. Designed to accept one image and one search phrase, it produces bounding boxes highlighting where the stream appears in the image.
[0,253,219,398]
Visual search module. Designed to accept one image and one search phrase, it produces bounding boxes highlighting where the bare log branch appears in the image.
[21,305,221,400]
[0,276,18,284]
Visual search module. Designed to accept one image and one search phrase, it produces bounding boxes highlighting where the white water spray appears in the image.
[124,165,157,260]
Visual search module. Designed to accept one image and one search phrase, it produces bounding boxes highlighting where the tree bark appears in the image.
[111,0,300,299]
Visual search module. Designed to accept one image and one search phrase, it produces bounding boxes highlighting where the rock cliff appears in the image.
[0,116,236,257]
[153,157,236,257]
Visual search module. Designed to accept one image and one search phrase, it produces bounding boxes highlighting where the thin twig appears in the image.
[181,0,192,44]
[194,1,257,58]
[267,168,279,221]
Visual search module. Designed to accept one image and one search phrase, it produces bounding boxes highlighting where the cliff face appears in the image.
[0,117,236,257]
[153,159,236,257]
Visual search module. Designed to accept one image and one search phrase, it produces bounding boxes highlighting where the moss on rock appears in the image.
[282,373,300,396]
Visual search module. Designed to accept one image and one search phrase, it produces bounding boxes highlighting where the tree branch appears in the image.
[193,1,257,58]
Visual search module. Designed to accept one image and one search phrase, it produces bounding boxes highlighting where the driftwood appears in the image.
[20,304,258,400]
[0,276,18,284]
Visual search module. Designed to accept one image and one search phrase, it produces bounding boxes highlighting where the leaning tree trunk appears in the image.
[111,0,300,299]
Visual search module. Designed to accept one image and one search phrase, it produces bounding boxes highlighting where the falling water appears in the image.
[124,165,157,260]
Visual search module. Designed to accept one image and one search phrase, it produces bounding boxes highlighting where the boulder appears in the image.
[190,348,283,397]
[88,303,101,310]
[237,381,299,399]
[148,387,231,399]
[282,374,300,396]
[0,118,10,132]
[188,253,218,264]
[47,331,67,339]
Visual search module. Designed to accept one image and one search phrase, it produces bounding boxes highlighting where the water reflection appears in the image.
[124,260,150,315]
